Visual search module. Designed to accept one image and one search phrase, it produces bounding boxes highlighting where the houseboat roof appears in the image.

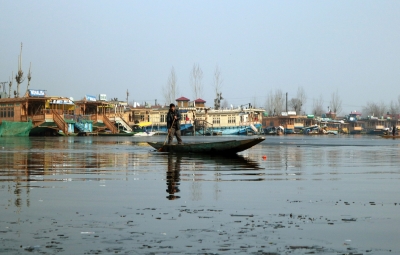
[0,96,72,103]
[194,98,206,103]
[176,96,190,101]
[74,100,111,106]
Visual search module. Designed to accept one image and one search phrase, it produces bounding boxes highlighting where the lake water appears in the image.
[0,135,399,254]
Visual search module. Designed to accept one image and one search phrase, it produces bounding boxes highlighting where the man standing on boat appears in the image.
[167,103,183,145]
[393,125,396,137]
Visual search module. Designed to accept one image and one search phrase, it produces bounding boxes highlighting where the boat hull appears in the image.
[381,135,400,139]
[148,137,265,154]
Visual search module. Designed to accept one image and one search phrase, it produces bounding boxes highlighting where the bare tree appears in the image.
[296,86,307,114]
[289,98,302,114]
[265,89,284,116]
[329,90,342,115]
[15,43,25,98]
[264,94,273,115]
[222,99,229,109]
[312,95,324,116]
[8,73,13,98]
[26,62,32,95]
[213,65,223,95]
[273,90,284,115]
[388,100,399,115]
[213,65,224,109]
[163,67,178,104]
[252,96,258,108]
[363,101,387,117]
[190,63,203,99]
[397,95,400,109]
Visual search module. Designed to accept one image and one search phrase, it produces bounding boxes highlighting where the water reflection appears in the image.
[0,137,145,209]
[162,153,263,201]
[3,136,400,210]
[166,154,181,200]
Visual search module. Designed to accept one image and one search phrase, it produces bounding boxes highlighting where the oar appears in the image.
[158,118,175,152]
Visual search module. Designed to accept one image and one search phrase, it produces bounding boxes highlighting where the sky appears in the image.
[1,0,400,114]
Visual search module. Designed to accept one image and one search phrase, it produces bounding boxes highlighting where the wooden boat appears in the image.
[148,137,265,154]
[381,134,400,139]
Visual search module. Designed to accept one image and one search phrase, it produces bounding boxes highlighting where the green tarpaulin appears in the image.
[0,121,33,137]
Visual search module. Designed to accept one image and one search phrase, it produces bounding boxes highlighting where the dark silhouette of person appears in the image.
[166,154,181,200]
[167,103,183,144]
[393,125,396,137]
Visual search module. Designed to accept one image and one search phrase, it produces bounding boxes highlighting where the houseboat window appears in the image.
[140,115,144,121]
[228,116,236,124]
[160,114,165,123]
[212,117,220,124]
[0,105,14,118]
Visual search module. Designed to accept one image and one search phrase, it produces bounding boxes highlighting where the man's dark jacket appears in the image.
[167,109,181,130]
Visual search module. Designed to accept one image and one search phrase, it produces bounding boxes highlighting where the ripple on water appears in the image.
[1,135,400,254]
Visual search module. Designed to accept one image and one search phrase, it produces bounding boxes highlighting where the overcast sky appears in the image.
[1,1,399,114]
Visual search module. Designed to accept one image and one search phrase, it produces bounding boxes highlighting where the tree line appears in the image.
[264,88,342,117]
[363,97,400,118]
[163,66,398,118]
[264,88,400,118]
[163,64,224,108]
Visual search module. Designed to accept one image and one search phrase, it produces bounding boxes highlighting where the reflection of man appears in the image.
[167,103,183,145]
[166,154,181,200]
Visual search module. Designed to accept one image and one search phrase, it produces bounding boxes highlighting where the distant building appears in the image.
[176,97,190,107]
[194,98,206,108]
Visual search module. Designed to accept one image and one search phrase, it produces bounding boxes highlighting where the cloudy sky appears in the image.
[1,1,399,114]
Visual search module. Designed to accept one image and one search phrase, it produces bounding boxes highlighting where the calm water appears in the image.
[1,135,400,254]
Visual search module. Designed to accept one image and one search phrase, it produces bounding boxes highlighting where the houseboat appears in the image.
[363,117,389,135]
[0,89,78,136]
[0,90,140,136]
[262,114,318,134]
[346,111,363,134]
[131,97,264,136]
